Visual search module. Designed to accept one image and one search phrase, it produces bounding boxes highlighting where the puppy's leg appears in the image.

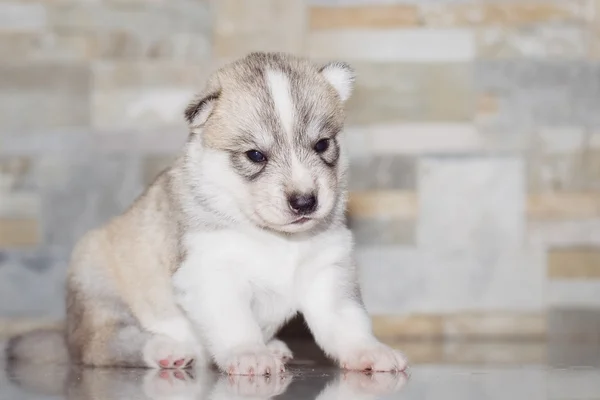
[299,264,408,372]
[175,268,284,376]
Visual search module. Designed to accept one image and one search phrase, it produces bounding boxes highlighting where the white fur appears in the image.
[173,221,406,374]
[320,63,354,102]
[265,69,295,140]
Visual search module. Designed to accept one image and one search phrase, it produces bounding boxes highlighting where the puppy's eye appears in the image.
[314,138,330,154]
[246,150,267,163]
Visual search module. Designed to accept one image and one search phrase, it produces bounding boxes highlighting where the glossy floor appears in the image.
[2,340,600,400]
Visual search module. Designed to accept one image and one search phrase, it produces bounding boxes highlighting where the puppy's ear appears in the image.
[319,61,355,102]
[184,77,221,131]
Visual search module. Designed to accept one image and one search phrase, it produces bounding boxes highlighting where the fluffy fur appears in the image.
[5,52,407,375]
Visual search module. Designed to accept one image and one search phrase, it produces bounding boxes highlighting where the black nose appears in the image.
[288,193,317,215]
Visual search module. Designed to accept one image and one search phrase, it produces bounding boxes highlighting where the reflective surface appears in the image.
[2,340,600,400]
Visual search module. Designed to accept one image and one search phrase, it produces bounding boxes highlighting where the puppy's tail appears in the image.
[4,322,69,365]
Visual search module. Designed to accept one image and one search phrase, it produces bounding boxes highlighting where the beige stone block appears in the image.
[347,191,417,219]
[421,2,589,27]
[528,193,600,219]
[443,313,547,339]
[548,246,600,279]
[443,341,546,365]
[0,218,39,247]
[372,314,443,339]
[308,29,475,62]
[309,5,419,30]
[384,340,445,364]
[213,0,306,58]
[345,63,473,125]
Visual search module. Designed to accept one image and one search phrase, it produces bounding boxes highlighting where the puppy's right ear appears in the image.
[184,77,221,131]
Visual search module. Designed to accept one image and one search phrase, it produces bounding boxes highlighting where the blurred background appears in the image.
[0,0,599,357]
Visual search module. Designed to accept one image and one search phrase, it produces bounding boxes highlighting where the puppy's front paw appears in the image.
[266,339,293,363]
[340,343,407,372]
[219,345,285,376]
[143,335,199,369]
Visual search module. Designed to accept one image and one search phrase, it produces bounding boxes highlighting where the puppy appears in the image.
[6,52,407,375]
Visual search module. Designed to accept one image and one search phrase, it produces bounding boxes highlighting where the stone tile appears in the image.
[348,123,484,155]
[0,251,67,318]
[142,154,176,185]
[0,2,46,31]
[477,25,588,59]
[0,157,31,191]
[91,61,214,129]
[213,0,306,58]
[346,63,474,125]
[347,191,417,219]
[0,31,211,61]
[371,314,443,339]
[528,193,600,219]
[0,192,40,219]
[475,61,600,128]
[442,341,546,364]
[417,156,525,252]
[307,29,475,62]
[48,2,211,35]
[35,155,144,249]
[527,129,600,192]
[349,155,416,191]
[349,217,415,245]
[548,246,600,279]
[443,313,546,338]
[0,219,39,248]
[357,246,544,314]
[548,281,600,307]
[0,64,90,131]
[421,2,590,26]
[548,308,600,342]
[309,5,419,29]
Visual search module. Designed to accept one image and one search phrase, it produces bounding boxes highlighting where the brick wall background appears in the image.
[1,0,599,339]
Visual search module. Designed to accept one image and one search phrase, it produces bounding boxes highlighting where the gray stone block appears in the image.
[349,218,415,246]
[349,155,416,191]
[475,60,600,128]
[36,155,144,249]
[0,250,67,318]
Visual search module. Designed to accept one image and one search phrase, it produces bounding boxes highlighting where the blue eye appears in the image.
[246,150,267,163]
[314,138,330,153]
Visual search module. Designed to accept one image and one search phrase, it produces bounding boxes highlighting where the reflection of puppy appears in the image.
[6,52,407,375]
[315,372,408,400]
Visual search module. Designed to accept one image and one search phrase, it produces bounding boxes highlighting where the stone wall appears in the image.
[1,0,599,338]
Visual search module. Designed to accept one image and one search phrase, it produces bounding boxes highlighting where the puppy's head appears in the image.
[184,52,354,234]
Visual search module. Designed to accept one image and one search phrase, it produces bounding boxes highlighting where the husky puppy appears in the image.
[6,52,407,376]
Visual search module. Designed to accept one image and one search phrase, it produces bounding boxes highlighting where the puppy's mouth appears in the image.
[291,217,312,225]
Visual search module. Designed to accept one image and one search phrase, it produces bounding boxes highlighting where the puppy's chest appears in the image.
[182,229,312,294]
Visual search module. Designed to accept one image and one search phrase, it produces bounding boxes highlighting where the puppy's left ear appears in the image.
[184,76,221,131]
[319,61,355,102]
